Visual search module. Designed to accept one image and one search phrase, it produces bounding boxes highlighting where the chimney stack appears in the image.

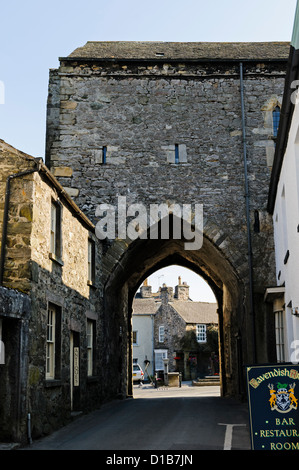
[160,283,173,304]
[140,279,152,298]
[175,277,189,300]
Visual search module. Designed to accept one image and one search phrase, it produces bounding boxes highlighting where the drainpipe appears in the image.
[239,62,256,364]
[0,160,41,285]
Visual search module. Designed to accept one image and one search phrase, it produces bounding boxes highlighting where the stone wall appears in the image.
[0,140,37,292]
[46,57,284,293]
[27,170,103,438]
[0,140,104,441]
[154,288,186,372]
[44,44,288,396]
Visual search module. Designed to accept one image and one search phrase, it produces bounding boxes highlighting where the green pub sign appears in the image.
[246,364,299,450]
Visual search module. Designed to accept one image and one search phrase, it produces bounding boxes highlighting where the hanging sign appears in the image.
[0,340,4,364]
[246,364,299,450]
[74,347,80,387]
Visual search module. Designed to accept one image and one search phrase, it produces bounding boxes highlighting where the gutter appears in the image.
[239,62,256,364]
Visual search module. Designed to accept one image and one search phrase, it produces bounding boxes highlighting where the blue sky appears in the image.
[0,0,296,159]
[0,0,297,301]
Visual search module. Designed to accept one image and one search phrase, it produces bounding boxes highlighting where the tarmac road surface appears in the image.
[19,383,251,451]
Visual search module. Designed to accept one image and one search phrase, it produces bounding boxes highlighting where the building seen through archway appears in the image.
[102,230,250,400]
[132,267,219,385]
[45,41,286,405]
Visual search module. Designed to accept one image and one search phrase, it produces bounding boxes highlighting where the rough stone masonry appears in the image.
[45,41,289,397]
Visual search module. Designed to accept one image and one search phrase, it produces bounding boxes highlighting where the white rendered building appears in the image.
[267,1,299,363]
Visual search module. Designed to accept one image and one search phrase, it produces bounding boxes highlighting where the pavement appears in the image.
[0,382,252,452]
[133,380,221,398]
[0,442,20,450]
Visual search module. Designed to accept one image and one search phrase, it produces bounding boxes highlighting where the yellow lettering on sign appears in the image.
[276,418,296,426]
[270,442,299,450]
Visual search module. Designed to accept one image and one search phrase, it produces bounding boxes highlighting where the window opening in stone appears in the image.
[50,200,62,259]
[102,146,107,164]
[159,325,165,343]
[273,106,280,138]
[175,144,179,164]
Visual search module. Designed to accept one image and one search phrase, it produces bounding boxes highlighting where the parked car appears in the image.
[133,363,144,383]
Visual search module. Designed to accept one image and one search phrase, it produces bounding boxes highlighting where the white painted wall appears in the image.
[273,100,299,361]
[132,314,154,377]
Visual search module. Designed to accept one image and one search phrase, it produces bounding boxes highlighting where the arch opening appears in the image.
[132,265,219,388]
[101,229,251,402]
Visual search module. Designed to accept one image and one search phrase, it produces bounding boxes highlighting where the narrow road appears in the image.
[20,384,251,451]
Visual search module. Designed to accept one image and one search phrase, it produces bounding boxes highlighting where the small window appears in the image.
[175,144,179,164]
[87,239,96,285]
[273,106,280,138]
[275,310,285,362]
[87,319,95,376]
[164,144,187,164]
[46,304,61,379]
[159,325,165,343]
[50,200,62,260]
[133,331,138,345]
[196,324,207,343]
[46,307,55,379]
[102,146,107,164]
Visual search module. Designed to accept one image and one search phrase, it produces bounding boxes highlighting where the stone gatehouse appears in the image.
[45,41,289,400]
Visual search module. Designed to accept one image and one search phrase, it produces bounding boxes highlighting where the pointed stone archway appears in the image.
[101,218,253,400]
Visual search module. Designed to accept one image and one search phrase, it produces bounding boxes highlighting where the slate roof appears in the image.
[132,297,218,324]
[65,41,290,61]
[132,298,161,315]
[170,301,218,324]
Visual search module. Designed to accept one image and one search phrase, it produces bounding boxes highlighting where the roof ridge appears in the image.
[64,41,290,62]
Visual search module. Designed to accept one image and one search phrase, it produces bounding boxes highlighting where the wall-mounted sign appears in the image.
[74,347,79,387]
[0,340,4,364]
[246,364,299,450]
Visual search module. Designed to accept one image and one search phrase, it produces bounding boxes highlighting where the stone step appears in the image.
[192,376,220,386]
